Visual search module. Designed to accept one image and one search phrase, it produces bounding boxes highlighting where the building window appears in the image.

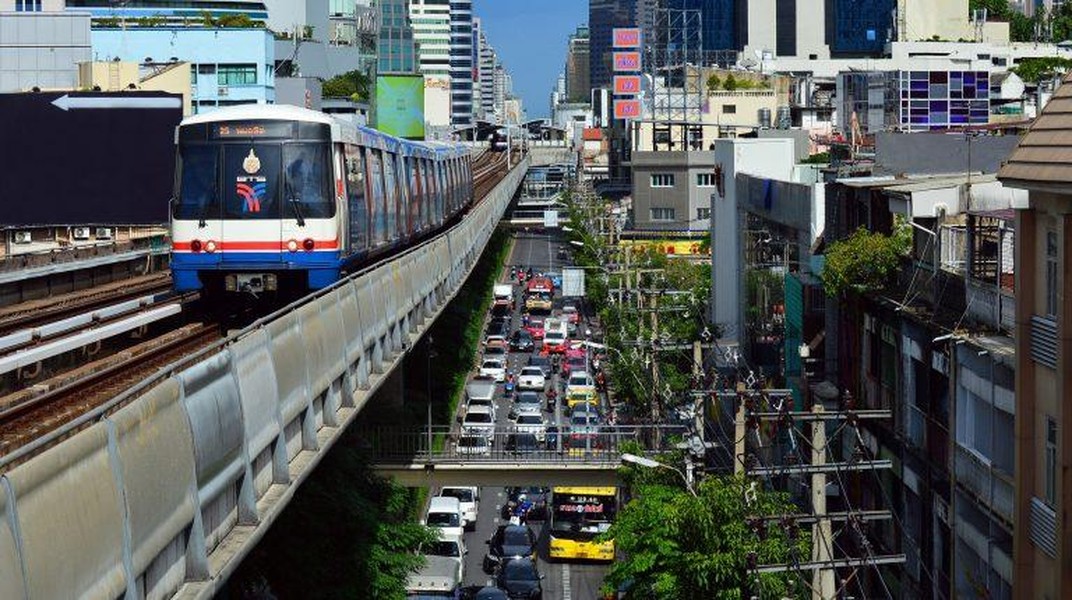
[1046,417,1057,505]
[650,207,675,221]
[650,174,674,188]
[696,207,711,220]
[722,104,737,114]
[697,173,717,187]
[1046,231,1058,317]
[218,64,258,86]
[16,0,42,11]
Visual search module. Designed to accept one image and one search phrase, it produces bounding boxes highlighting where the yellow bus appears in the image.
[548,486,617,561]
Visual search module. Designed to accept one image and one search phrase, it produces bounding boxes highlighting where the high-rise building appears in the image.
[589,0,639,91]
[449,0,474,127]
[827,0,894,56]
[565,24,591,103]
[478,31,497,121]
[410,0,451,76]
[743,0,830,59]
[2,0,89,92]
[378,0,416,73]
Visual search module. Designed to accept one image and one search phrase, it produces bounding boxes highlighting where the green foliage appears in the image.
[198,10,263,28]
[723,74,738,91]
[94,17,120,28]
[1010,56,1072,82]
[706,74,721,91]
[228,448,436,599]
[603,474,810,599]
[819,225,910,297]
[800,151,830,165]
[323,69,372,101]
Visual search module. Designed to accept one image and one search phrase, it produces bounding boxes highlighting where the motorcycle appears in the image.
[504,372,516,397]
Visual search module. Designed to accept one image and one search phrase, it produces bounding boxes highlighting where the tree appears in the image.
[1010,56,1072,82]
[819,225,910,297]
[706,74,721,91]
[603,472,810,600]
[323,70,372,101]
[723,74,738,91]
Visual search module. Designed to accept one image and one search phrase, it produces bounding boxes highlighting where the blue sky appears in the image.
[474,0,588,119]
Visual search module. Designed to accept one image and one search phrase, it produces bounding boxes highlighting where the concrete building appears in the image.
[895,0,974,43]
[410,0,450,76]
[449,0,474,127]
[998,73,1072,600]
[565,24,590,104]
[78,60,194,114]
[837,69,993,133]
[65,0,269,25]
[589,0,640,91]
[263,0,378,82]
[0,0,90,92]
[91,27,275,113]
[476,30,496,121]
[743,0,830,60]
[378,0,415,74]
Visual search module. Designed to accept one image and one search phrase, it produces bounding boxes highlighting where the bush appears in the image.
[820,226,910,297]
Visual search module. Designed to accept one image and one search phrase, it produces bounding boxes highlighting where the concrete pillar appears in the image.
[1013,207,1037,598]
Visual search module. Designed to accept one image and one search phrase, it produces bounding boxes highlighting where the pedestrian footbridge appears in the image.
[0,158,530,600]
[365,425,687,487]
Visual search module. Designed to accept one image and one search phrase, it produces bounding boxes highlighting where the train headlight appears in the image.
[205,240,217,253]
[287,239,299,252]
[190,239,202,253]
[302,238,315,251]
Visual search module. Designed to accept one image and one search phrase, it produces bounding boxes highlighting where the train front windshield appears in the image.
[174,121,335,221]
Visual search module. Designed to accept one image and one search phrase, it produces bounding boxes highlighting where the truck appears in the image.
[492,283,513,315]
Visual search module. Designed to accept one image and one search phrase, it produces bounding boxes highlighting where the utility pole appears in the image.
[811,403,835,599]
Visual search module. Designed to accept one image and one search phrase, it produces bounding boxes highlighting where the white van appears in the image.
[421,530,467,583]
[438,486,479,530]
[542,317,568,349]
[424,496,464,539]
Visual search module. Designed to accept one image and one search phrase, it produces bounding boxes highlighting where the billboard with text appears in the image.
[614,99,642,120]
[613,27,641,49]
[614,75,642,95]
[613,52,642,72]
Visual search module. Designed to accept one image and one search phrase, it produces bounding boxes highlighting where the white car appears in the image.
[462,405,495,440]
[422,531,467,583]
[424,496,464,539]
[515,412,547,442]
[455,434,491,457]
[479,358,506,382]
[517,366,546,391]
[438,486,479,530]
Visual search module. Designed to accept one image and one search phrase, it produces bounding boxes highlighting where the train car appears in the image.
[170,104,473,294]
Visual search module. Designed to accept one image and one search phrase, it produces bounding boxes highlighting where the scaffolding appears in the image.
[647,6,704,123]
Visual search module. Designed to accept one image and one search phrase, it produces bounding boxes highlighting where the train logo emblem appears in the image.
[236,178,266,213]
[242,148,261,174]
[237,149,265,213]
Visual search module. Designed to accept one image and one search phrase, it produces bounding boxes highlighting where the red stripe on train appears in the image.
[172,240,340,251]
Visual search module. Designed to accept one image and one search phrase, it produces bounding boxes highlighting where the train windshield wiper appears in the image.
[196,198,212,228]
[288,197,306,227]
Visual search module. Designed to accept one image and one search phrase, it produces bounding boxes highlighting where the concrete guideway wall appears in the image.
[0,156,530,600]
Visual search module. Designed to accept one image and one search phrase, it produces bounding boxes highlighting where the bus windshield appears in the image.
[550,491,616,541]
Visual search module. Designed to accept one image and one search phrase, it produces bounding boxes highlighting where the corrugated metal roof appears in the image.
[998,72,1072,186]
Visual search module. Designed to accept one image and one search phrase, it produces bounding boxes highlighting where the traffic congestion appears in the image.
[407,229,618,600]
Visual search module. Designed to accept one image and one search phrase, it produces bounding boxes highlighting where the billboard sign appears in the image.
[0,92,181,225]
[543,209,559,229]
[614,99,642,120]
[562,268,586,298]
[376,75,425,139]
[613,27,642,49]
[613,75,642,95]
[613,52,642,72]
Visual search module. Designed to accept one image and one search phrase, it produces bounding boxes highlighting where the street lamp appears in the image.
[620,453,697,496]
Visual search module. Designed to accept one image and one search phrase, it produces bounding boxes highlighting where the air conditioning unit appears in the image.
[95,227,113,240]
[72,227,91,240]
[218,86,229,97]
[13,231,32,245]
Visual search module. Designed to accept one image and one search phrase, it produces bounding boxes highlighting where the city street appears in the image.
[455,229,610,599]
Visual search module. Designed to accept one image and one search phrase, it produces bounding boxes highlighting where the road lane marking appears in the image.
[562,565,572,600]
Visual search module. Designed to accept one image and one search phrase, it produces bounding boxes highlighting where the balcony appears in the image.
[955,444,1014,524]
[1031,316,1057,369]
[965,279,1015,335]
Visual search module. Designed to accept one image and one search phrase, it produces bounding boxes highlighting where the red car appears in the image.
[562,356,587,377]
[524,317,545,340]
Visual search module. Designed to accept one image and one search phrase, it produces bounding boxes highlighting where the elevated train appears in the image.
[170,104,474,294]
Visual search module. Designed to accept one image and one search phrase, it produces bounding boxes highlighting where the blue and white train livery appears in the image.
[170,104,473,294]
